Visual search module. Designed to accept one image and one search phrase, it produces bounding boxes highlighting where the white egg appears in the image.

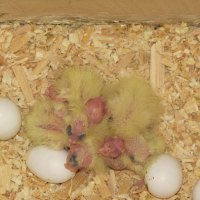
[145,154,182,199]
[193,180,200,200]
[0,97,21,140]
[26,146,75,183]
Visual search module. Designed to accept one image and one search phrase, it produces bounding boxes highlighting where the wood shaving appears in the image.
[107,170,116,196]
[94,175,112,199]
[184,97,199,114]
[0,165,12,194]
[12,65,34,104]
[150,41,165,93]
[9,32,32,53]
[32,35,63,76]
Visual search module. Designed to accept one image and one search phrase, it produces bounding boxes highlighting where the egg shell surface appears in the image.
[145,154,182,199]
[193,180,200,200]
[26,146,75,183]
[0,97,21,140]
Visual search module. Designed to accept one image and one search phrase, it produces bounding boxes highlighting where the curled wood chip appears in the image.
[162,58,177,71]
[9,33,32,53]
[0,165,12,194]
[139,49,149,66]
[14,24,32,36]
[183,136,193,146]
[0,195,7,200]
[66,171,89,198]
[0,54,7,66]
[107,170,116,196]
[115,194,132,200]
[2,69,13,86]
[12,65,34,103]
[113,52,134,73]
[81,181,95,197]
[49,35,63,52]
[187,57,195,65]
[32,59,49,77]
[88,194,102,200]
[82,27,94,45]
[118,174,134,194]
[71,171,89,189]
[32,35,63,76]
[150,41,165,92]
[184,97,199,114]
[94,175,111,199]
[188,121,200,133]
[69,33,80,46]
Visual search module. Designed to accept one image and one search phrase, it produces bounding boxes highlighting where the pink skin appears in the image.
[45,85,67,103]
[38,107,68,133]
[98,137,125,158]
[39,123,64,132]
[72,120,85,135]
[65,143,93,172]
[67,120,86,145]
[68,96,107,144]
[85,97,107,124]
[98,135,150,168]
[135,179,145,189]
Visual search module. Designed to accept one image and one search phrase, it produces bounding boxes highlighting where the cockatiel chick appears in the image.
[98,75,165,176]
[24,99,69,150]
[47,67,107,144]
[25,67,107,150]
[103,75,163,135]
[64,75,165,177]
[65,122,164,177]
[65,119,109,173]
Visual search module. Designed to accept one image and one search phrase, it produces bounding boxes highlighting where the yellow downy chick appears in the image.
[54,66,106,136]
[99,75,165,176]
[55,66,104,105]
[103,75,163,137]
[24,99,69,150]
[65,119,110,174]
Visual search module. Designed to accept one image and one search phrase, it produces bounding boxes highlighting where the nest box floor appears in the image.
[0,22,200,199]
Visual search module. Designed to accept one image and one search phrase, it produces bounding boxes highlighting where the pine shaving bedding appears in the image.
[0,22,200,200]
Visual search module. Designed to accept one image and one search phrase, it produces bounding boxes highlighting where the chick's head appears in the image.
[85,96,107,124]
[65,142,93,172]
[98,137,125,159]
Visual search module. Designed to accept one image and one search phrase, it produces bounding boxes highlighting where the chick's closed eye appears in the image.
[65,143,93,172]
[66,124,72,136]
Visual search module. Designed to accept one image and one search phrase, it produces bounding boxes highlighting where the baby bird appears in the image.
[65,128,164,177]
[99,75,165,176]
[24,99,70,150]
[25,67,107,150]
[52,67,107,143]
[103,75,163,135]
[64,75,165,177]
[25,67,165,178]
[65,119,109,173]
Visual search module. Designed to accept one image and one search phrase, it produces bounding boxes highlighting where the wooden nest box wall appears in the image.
[0,0,200,24]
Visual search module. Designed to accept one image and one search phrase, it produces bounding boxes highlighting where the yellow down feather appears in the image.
[55,66,104,103]
[55,66,105,128]
[103,75,163,137]
[82,118,110,173]
[24,99,69,150]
